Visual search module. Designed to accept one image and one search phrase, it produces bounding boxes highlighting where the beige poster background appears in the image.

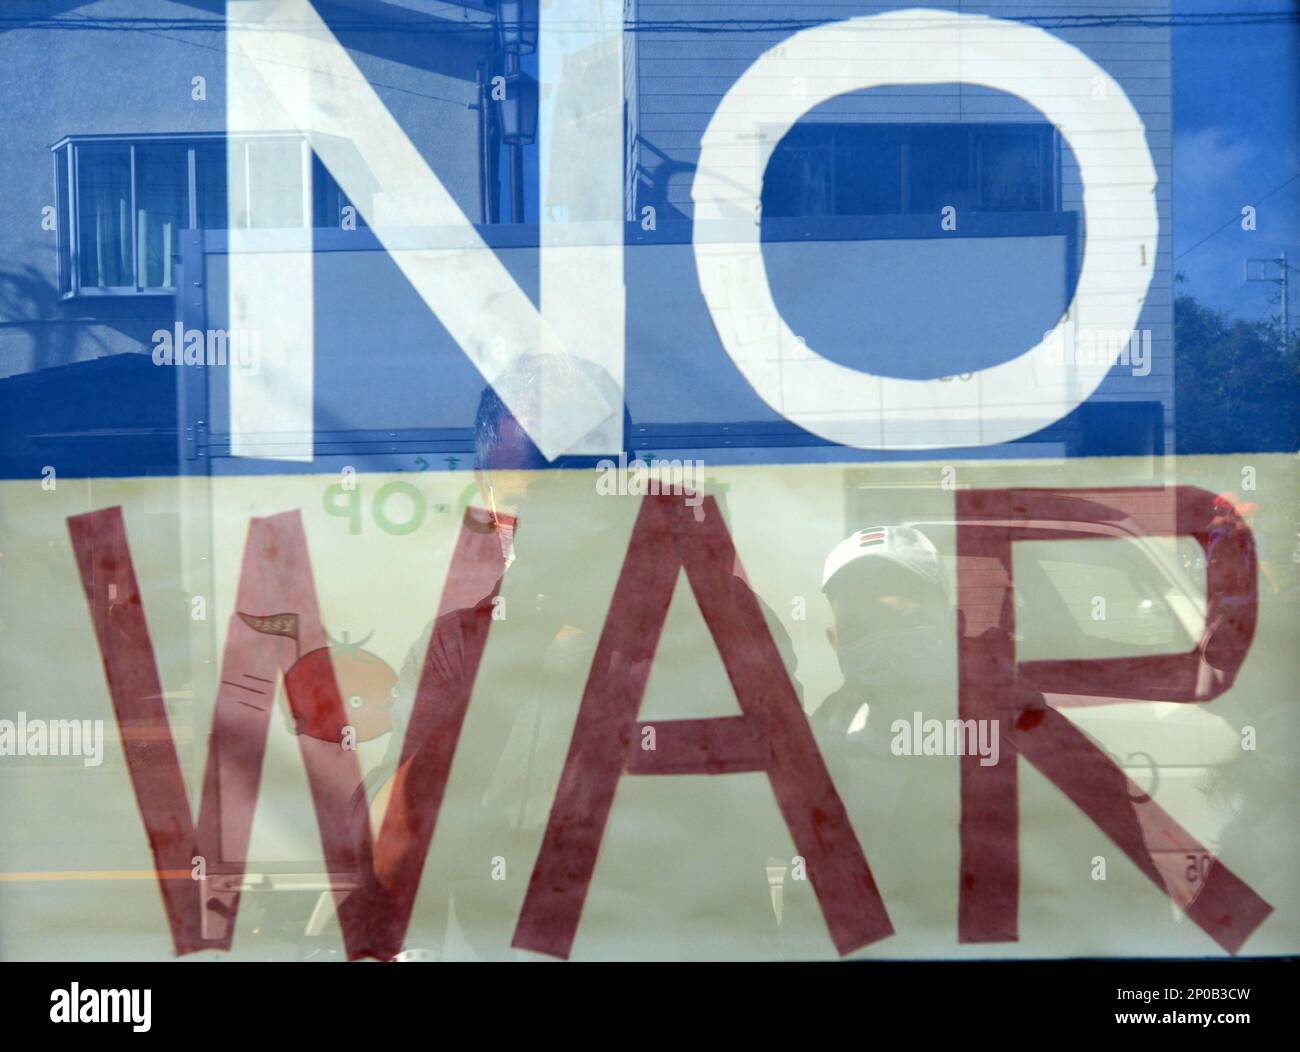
[1,453,1296,960]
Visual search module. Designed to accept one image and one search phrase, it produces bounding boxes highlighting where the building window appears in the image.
[51,135,360,297]
[761,123,1060,219]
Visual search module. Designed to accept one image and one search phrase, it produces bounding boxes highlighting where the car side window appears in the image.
[1014,538,1201,661]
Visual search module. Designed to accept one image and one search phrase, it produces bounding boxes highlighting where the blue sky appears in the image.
[1173,0,1300,320]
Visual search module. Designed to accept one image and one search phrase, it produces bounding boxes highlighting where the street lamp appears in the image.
[497,0,539,55]
[499,71,538,145]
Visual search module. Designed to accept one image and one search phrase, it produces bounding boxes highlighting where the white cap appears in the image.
[821,525,943,593]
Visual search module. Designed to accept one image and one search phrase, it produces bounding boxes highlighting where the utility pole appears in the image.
[1283,250,1290,353]
[506,52,526,223]
[1246,252,1292,351]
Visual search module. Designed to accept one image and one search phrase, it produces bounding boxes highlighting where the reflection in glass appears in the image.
[135,144,187,288]
[77,145,131,288]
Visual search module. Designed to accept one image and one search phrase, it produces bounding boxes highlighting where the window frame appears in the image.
[49,132,337,299]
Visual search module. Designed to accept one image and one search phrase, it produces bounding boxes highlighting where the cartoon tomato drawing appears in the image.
[283,640,396,743]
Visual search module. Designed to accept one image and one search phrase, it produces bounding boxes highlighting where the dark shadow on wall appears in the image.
[0,265,108,372]
[633,137,695,239]
[1,264,180,373]
[0,1,110,34]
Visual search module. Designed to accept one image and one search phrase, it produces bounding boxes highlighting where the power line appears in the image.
[1175,172,1300,262]
[51,10,477,110]
[3,11,1300,34]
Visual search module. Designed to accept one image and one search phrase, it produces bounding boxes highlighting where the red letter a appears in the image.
[512,495,892,959]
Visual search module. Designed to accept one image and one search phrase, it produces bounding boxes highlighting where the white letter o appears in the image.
[691,8,1158,449]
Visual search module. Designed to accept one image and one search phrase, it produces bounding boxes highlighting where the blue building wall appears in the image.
[0,0,1177,479]
[0,0,493,476]
[625,0,1175,456]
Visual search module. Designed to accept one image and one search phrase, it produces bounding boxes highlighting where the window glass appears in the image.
[195,144,228,230]
[76,144,131,288]
[1014,538,1203,661]
[246,140,306,229]
[764,123,1055,218]
[312,153,361,229]
[63,136,325,293]
[906,125,971,214]
[135,144,187,288]
[763,138,834,217]
[846,126,903,215]
[976,129,1048,211]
